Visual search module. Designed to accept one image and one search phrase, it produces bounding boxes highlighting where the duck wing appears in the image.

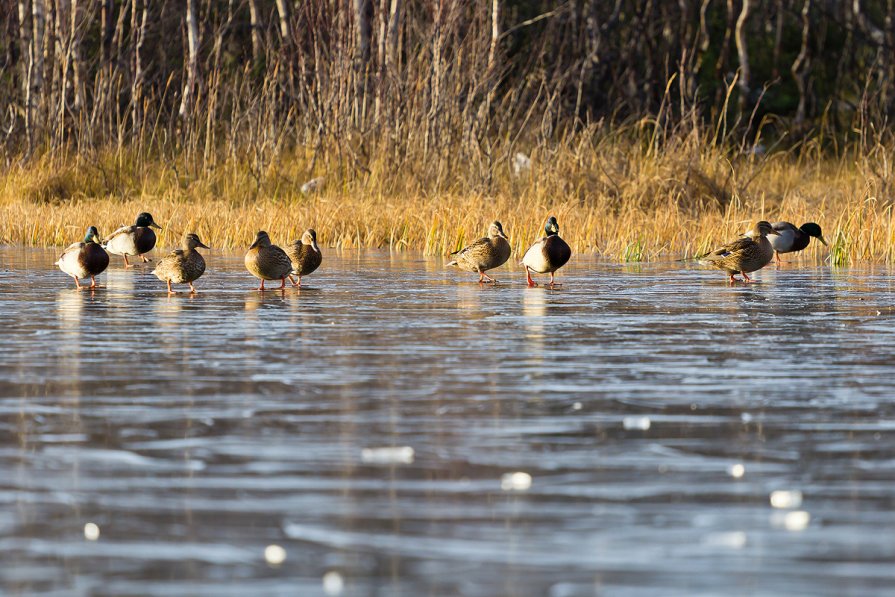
[450,236,489,258]
[701,237,755,262]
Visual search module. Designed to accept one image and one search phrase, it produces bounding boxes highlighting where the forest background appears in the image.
[2,0,894,262]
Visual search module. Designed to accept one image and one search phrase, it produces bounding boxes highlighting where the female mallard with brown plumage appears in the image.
[522,216,572,287]
[245,231,292,290]
[102,212,161,268]
[700,221,780,282]
[447,221,511,283]
[56,226,110,289]
[286,229,322,287]
[152,233,210,294]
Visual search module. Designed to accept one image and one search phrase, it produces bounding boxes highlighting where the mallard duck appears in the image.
[700,221,780,282]
[103,212,161,268]
[56,226,110,289]
[245,230,292,290]
[286,229,322,287]
[769,221,827,263]
[447,221,511,283]
[522,216,572,287]
[152,233,210,294]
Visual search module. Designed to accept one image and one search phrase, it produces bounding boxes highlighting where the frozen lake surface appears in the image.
[2,247,895,596]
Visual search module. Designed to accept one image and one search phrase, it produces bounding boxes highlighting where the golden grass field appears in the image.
[2,133,894,265]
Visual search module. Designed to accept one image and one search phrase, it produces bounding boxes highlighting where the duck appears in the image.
[447,221,511,283]
[522,216,572,287]
[699,221,780,282]
[245,230,293,290]
[152,233,210,294]
[103,212,161,267]
[286,229,322,287]
[768,221,827,263]
[56,226,110,289]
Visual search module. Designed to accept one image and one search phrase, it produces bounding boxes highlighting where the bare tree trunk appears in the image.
[30,0,45,139]
[54,0,69,147]
[385,0,401,75]
[734,0,751,111]
[376,0,388,121]
[70,0,84,114]
[17,0,32,144]
[274,0,289,40]
[488,0,499,74]
[131,0,148,140]
[352,0,372,127]
[179,0,200,118]
[353,0,371,64]
[792,0,811,125]
[248,0,262,64]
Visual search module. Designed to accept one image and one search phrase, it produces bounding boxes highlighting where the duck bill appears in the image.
[149,222,162,230]
[249,238,260,250]
[818,235,828,246]
[498,231,509,240]
[311,240,320,253]
[198,241,211,249]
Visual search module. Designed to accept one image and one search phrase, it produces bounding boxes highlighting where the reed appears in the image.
[2,126,894,264]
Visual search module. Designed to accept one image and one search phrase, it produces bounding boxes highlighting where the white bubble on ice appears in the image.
[83,522,100,541]
[727,463,745,478]
[704,531,747,549]
[783,510,811,531]
[771,510,811,531]
[322,571,345,595]
[770,490,803,509]
[501,472,532,491]
[622,416,651,431]
[361,446,415,464]
[264,544,287,565]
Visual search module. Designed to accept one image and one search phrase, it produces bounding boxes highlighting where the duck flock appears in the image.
[54,212,827,292]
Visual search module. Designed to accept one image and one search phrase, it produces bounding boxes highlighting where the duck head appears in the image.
[83,226,102,244]
[488,221,508,240]
[249,231,272,250]
[751,221,780,237]
[301,229,320,253]
[545,216,560,236]
[135,212,162,229]
[800,222,828,246]
[184,233,210,250]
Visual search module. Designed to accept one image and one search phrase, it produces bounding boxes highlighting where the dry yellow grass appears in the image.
[3,133,895,265]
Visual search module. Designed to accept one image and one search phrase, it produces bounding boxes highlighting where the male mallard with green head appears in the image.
[700,220,780,282]
[56,226,110,289]
[152,233,210,294]
[522,216,571,287]
[769,221,827,263]
[245,231,292,290]
[103,212,162,268]
[447,221,511,283]
[286,229,322,287]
